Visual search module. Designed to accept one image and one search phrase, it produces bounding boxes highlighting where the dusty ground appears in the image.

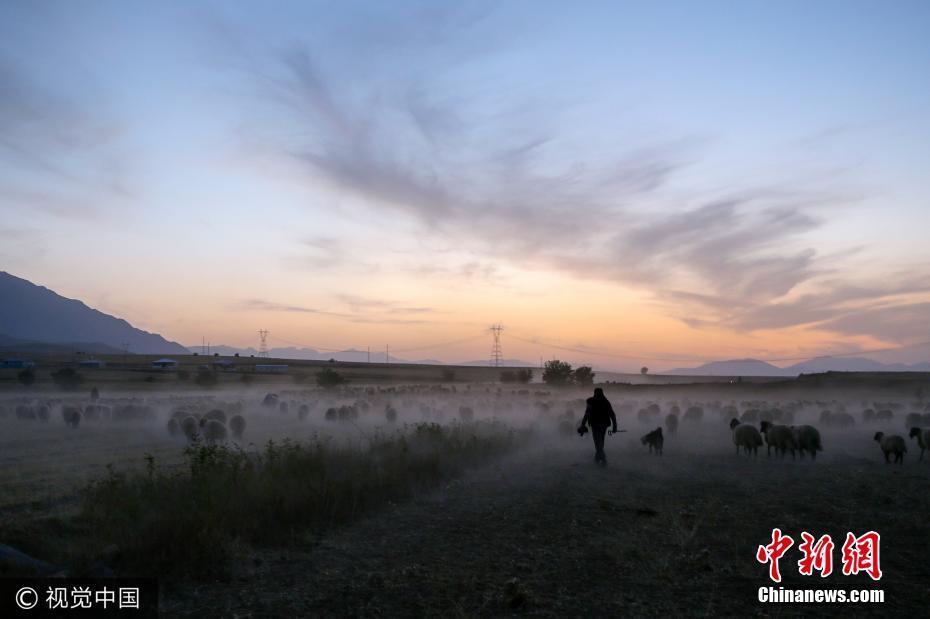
[161,432,930,618]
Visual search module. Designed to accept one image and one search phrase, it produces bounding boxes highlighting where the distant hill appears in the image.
[666,359,787,376]
[0,271,187,355]
[784,356,930,374]
[668,356,930,376]
[0,333,126,355]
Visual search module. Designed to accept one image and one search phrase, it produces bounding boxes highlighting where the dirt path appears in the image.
[163,437,930,617]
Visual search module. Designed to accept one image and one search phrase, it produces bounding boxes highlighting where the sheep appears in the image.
[203,409,227,424]
[229,414,246,440]
[759,421,796,458]
[61,406,82,428]
[821,411,855,428]
[683,406,703,423]
[180,416,199,442]
[730,418,762,456]
[641,427,663,455]
[740,409,759,423]
[874,432,906,464]
[908,427,930,461]
[166,417,180,436]
[200,419,228,444]
[298,404,310,421]
[905,412,923,429]
[385,406,398,423]
[664,413,678,435]
[262,393,279,408]
[36,404,50,423]
[792,425,823,460]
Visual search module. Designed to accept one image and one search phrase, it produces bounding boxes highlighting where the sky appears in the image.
[1,0,929,370]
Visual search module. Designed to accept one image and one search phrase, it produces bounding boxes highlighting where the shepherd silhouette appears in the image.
[578,387,618,465]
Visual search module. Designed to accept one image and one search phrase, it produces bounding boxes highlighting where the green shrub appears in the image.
[81,422,523,577]
[316,367,347,388]
[17,368,36,387]
[194,369,218,388]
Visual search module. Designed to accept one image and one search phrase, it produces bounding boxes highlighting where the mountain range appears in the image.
[0,271,187,355]
[666,357,930,376]
[2,271,927,373]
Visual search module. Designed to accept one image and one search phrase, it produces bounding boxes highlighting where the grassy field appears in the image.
[1,373,929,616]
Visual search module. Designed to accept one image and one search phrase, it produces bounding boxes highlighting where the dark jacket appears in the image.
[581,394,617,429]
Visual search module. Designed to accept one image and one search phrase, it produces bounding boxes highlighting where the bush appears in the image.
[17,368,35,387]
[542,360,573,386]
[80,422,524,576]
[572,366,595,386]
[501,369,532,383]
[194,370,218,388]
[316,367,347,388]
[51,367,83,390]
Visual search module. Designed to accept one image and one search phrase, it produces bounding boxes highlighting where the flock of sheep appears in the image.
[2,387,930,467]
[632,397,930,465]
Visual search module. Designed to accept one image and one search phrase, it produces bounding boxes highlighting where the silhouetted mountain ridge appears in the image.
[0,271,187,355]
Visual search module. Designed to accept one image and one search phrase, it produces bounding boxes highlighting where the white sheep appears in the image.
[792,425,823,460]
[61,406,82,429]
[203,409,227,424]
[200,418,228,444]
[759,421,796,458]
[908,427,930,461]
[229,414,246,440]
[729,418,762,456]
[180,415,199,442]
[873,431,906,464]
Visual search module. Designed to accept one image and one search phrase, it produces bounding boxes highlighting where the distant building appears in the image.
[79,359,106,369]
[151,358,178,370]
[255,364,288,374]
[1,358,35,369]
[212,360,235,371]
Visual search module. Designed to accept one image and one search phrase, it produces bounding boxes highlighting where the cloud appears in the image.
[222,6,928,345]
[238,299,349,317]
[816,302,930,342]
[238,295,439,326]
[0,50,129,220]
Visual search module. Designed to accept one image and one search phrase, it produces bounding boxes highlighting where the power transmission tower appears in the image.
[258,329,269,358]
[490,324,504,367]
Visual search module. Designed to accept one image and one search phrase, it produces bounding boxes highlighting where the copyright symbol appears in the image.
[15,587,38,610]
